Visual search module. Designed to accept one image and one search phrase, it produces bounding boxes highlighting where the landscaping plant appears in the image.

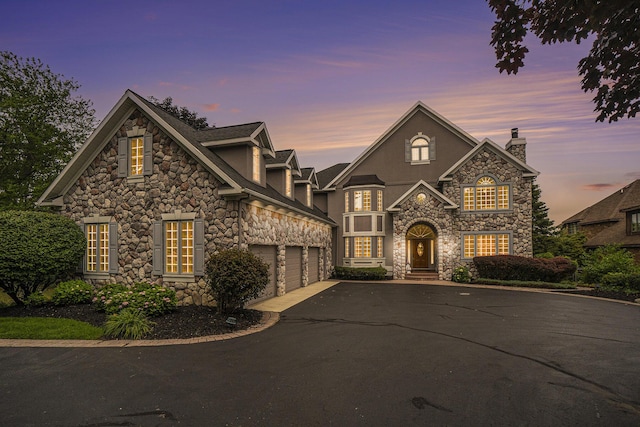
[205,248,269,314]
[103,308,155,339]
[52,280,94,306]
[0,210,86,305]
[93,282,176,316]
[333,266,387,280]
[580,245,638,285]
[451,265,471,283]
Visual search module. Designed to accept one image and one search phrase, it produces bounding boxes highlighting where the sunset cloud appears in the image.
[582,183,620,191]
[204,103,220,112]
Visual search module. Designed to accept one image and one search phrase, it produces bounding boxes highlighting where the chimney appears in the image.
[506,128,526,163]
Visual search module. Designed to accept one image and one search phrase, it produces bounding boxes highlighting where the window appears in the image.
[306,184,312,207]
[463,176,510,211]
[285,169,292,197]
[354,237,371,258]
[83,217,117,275]
[377,190,383,211]
[566,222,578,235]
[377,237,383,258]
[462,233,510,259]
[411,137,429,162]
[345,238,350,258]
[153,213,204,278]
[252,146,261,182]
[345,192,349,212]
[118,133,152,179]
[631,212,640,234]
[354,190,371,211]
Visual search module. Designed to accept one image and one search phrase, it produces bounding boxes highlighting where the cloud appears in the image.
[204,103,220,112]
[625,171,640,180]
[582,183,620,191]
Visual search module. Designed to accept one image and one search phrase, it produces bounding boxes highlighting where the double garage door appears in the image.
[250,245,322,301]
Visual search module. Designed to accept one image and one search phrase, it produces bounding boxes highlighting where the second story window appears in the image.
[630,211,640,234]
[377,190,383,211]
[411,137,429,162]
[354,190,371,211]
[463,176,510,211]
[252,146,261,182]
[118,132,152,179]
[130,137,144,176]
[345,191,349,212]
[306,184,312,207]
[285,169,292,197]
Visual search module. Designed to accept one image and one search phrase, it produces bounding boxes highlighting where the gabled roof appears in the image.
[266,149,302,176]
[343,174,385,188]
[326,101,480,189]
[198,122,275,158]
[37,90,333,225]
[387,180,458,212]
[438,138,539,183]
[317,163,349,190]
[562,180,640,226]
[295,168,319,189]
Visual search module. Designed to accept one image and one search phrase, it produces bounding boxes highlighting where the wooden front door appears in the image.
[412,239,429,269]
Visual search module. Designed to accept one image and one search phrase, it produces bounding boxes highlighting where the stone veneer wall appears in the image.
[392,145,534,280]
[62,109,331,305]
[242,204,332,295]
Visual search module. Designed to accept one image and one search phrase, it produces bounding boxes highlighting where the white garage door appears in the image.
[308,247,320,284]
[249,245,277,303]
[285,246,302,292]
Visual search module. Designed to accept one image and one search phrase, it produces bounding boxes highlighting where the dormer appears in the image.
[266,150,302,199]
[295,167,319,208]
[198,122,275,186]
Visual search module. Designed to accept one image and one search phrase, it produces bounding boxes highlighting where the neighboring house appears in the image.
[561,180,640,262]
[315,102,539,280]
[38,92,540,304]
[37,90,334,305]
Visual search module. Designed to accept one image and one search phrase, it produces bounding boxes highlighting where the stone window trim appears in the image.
[82,215,118,277]
[152,211,204,278]
[460,231,512,260]
[461,173,512,213]
[118,126,153,182]
[405,133,436,165]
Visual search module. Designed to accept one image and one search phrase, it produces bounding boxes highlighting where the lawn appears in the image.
[0,317,104,340]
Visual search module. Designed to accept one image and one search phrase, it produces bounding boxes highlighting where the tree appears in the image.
[0,51,96,209]
[488,1,640,122]
[531,182,557,255]
[148,96,210,130]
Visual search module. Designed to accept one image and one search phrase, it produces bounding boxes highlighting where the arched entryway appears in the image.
[406,223,437,271]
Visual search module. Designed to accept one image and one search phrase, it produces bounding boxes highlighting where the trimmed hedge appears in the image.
[334,266,387,280]
[474,278,576,289]
[473,255,576,283]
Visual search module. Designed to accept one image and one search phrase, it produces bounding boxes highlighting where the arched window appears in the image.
[463,176,510,211]
[411,137,429,162]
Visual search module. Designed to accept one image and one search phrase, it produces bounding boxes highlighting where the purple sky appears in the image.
[2,0,639,224]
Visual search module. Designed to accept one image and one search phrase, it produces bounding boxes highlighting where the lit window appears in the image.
[354,190,371,211]
[345,238,350,258]
[377,237,383,258]
[130,137,144,176]
[354,237,371,258]
[411,137,429,162]
[463,233,510,258]
[285,169,292,197]
[463,176,510,211]
[377,190,383,211]
[165,221,193,274]
[252,146,261,182]
[306,184,312,207]
[345,192,349,212]
[86,223,110,273]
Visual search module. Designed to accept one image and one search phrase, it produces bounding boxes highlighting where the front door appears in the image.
[412,239,429,269]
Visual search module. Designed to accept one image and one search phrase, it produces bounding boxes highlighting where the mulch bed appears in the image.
[0,304,263,340]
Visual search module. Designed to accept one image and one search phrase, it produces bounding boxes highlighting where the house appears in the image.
[38,92,540,304]
[37,90,334,305]
[561,180,640,262]
[315,102,539,280]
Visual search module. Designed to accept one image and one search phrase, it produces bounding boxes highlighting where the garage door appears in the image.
[308,247,320,284]
[249,245,277,303]
[285,246,302,292]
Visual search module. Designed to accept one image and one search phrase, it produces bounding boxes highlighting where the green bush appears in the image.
[474,255,576,282]
[333,266,387,280]
[0,210,85,305]
[24,291,48,307]
[580,245,637,284]
[601,272,640,291]
[451,265,471,283]
[93,282,176,316]
[104,308,155,339]
[51,280,94,306]
[473,278,576,289]
[205,249,269,314]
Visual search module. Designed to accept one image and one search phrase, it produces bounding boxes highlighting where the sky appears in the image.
[2,0,639,224]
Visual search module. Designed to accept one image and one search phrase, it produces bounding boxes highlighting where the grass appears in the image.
[0,317,104,340]
[473,278,577,289]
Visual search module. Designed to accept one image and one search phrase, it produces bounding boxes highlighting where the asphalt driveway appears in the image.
[1,282,640,426]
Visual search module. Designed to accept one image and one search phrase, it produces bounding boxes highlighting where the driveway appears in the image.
[1,282,639,426]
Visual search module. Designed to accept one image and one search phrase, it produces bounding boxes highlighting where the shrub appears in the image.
[451,265,471,283]
[104,308,155,339]
[473,255,576,283]
[24,291,48,307]
[601,272,640,291]
[51,280,94,306]
[0,210,86,305]
[205,248,269,314]
[93,283,176,316]
[333,266,387,280]
[580,245,637,284]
